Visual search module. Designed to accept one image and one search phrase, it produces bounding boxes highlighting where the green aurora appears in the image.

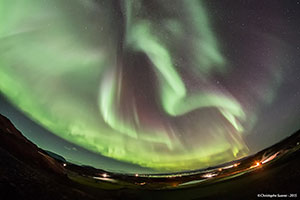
[0,0,279,172]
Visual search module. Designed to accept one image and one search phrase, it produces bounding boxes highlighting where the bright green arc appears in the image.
[0,0,249,172]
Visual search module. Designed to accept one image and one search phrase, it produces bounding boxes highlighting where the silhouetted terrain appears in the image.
[0,113,299,200]
[0,115,65,175]
[45,150,67,163]
[0,114,138,200]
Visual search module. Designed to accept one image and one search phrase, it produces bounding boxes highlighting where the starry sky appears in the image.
[0,0,300,174]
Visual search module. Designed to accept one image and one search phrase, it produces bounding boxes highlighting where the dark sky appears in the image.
[205,0,300,150]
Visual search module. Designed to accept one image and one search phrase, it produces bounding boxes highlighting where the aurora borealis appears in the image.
[1,0,300,173]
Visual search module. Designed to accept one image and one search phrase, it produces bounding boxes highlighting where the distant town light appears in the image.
[63,163,67,167]
[202,173,217,178]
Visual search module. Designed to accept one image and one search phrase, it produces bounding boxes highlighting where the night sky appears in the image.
[0,0,300,174]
